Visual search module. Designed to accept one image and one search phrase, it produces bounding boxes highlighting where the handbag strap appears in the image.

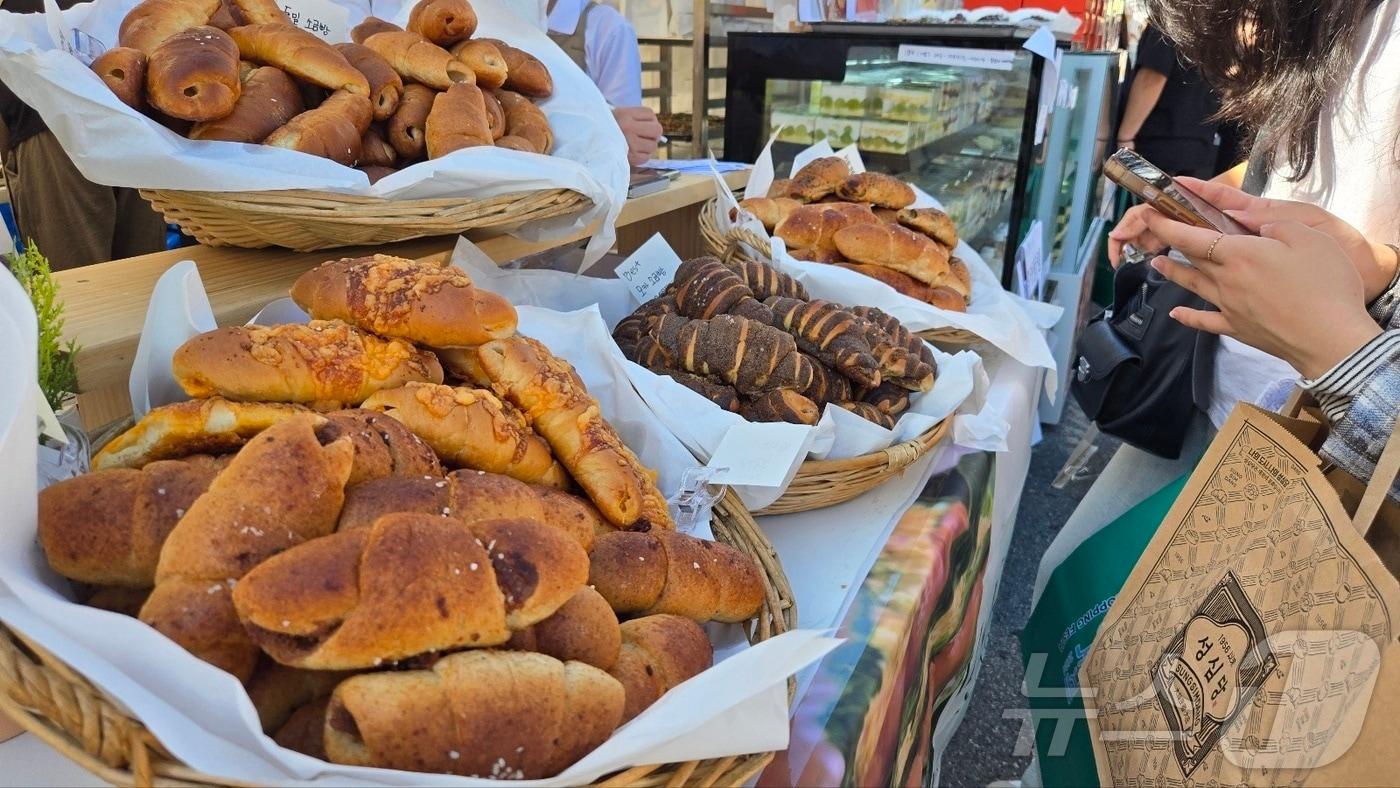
[1354,417,1400,537]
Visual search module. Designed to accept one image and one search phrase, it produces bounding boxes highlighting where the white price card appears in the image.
[1015,220,1048,302]
[616,233,683,305]
[705,421,812,489]
[280,0,351,41]
[897,44,1017,72]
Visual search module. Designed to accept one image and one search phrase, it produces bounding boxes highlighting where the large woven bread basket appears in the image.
[141,187,590,251]
[758,417,949,516]
[699,197,981,346]
[0,489,794,788]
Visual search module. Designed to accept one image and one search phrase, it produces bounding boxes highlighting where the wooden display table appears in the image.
[55,171,745,430]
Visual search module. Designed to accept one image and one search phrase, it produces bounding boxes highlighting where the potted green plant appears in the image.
[11,244,88,480]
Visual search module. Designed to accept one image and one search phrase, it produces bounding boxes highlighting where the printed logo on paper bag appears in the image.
[1153,571,1276,777]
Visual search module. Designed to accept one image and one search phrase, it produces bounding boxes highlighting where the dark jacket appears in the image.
[0,0,78,149]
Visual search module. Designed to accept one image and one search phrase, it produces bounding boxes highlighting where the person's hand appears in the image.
[1107,203,1166,269]
[1177,177,1400,303]
[1142,211,1382,380]
[612,106,663,167]
[1116,138,1136,151]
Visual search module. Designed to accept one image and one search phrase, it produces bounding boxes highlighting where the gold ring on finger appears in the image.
[1206,233,1225,264]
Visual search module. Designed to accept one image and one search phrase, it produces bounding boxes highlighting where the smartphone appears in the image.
[1104,148,1253,236]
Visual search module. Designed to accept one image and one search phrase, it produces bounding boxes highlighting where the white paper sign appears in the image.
[706,421,813,489]
[897,44,1017,71]
[833,144,866,174]
[616,233,683,305]
[279,0,351,41]
[1015,220,1047,302]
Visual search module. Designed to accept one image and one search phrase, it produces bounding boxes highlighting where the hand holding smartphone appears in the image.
[1104,149,1254,240]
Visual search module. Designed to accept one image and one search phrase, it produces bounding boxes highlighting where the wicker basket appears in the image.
[0,489,794,788]
[758,417,949,516]
[141,187,591,252]
[699,198,982,346]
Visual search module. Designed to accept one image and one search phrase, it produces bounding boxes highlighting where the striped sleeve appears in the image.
[1369,251,1400,326]
[1303,330,1400,503]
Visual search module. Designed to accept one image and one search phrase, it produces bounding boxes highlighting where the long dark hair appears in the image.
[1145,0,1384,181]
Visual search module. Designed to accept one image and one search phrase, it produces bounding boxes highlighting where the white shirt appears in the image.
[548,0,643,107]
[1207,0,1400,428]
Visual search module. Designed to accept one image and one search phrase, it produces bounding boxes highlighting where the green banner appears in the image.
[1019,475,1189,787]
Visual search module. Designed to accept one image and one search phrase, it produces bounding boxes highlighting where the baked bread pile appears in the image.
[613,255,936,429]
[37,252,766,778]
[735,156,973,312]
[92,0,556,182]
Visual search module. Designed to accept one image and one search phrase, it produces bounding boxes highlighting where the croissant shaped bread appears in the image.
[473,336,675,531]
[506,586,621,671]
[228,0,288,25]
[324,650,623,778]
[333,43,404,122]
[338,468,604,550]
[319,408,444,485]
[483,38,553,98]
[351,15,402,44]
[233,513,589,669]
[451,39,508,90]
[361,382,569,488]
[138,416,354,680]
[425,83,494,158]
[39,455,225,587]
[118,0,222,55]
[897,206,958,249]
[608,615,712,722]
[146,26,241,121]
[92,397,308,470]
[91,47,147,110]
[775,202,878,252]
[172,320,443,407]
[492,88,553,153]
[291,254,518,348]
[189,65,303,143]
[229,23,369,95]
[263,90,373,165]
[407,0,478,46]
[832,222,951,287]
[788,156,851,201]
[587,530,765,623]
[836,172,917,209]
[362,30,474,91]
[387,82,435,160]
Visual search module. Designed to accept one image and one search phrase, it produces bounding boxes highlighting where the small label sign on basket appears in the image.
[616,233,683,305]
[279,0,350,41]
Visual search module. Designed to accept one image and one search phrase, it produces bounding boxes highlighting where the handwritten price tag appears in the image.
[280,0,350,42]
[615,233,683,305]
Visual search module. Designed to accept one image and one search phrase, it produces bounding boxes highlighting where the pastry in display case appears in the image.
[725,28,1060,288]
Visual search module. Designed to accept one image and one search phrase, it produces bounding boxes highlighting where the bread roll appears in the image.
[494,135,534,152]
[832,222,950,286]
[766,177,800,200]
[290,254,518,347]
[789,247,845,264]
[139,416,354,680]
[944,256,972,300]
[505,586,620,671]
[897,206,958,249]
[450,39,508,89]
[93,397,309,470]
[736,196,801,231]
[739,389,819,425]
[837,172,916,208]
[92,47,147,110]
[608,615,712,722]
[774,202,877,252]
[351,16,401,44]
[234,513,589,668]
[245,661,349,733]
[789,156,850,201]
[209,0,245,30]
[274,697,330,759]
[320,408,443,485]
[587,530,764,623]
[492,88,552,153]
[357,164,396,183]
[146,26,241,121]
[357,126,397,167]
[926,286,969,312]
[387,83,435,160]
[228,0,288,24]
[264,90,373,165]
[39,456,224,586]
[835,261,935,302]
[480,87,506,139]
[407,0,477,46]
[482,38,552,98]
[172,320,443,406]
[324,650,623,778]
[362,30,474,91]
[426,83,493,158]
[475,336,675,531]
[333,42,403,121]
[118,0,221,55]
[229,23,369,95]
[360,383,569,489]
[338,469,604,550]
[189,65,303,143]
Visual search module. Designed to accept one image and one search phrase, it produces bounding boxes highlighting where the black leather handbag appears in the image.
[1071,256,1209,459]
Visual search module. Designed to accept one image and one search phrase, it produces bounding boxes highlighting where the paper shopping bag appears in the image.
[1080,402,1400,786]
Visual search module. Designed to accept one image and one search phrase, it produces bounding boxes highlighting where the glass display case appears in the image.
[724,27,1061,286]
[1028,51,1124,423]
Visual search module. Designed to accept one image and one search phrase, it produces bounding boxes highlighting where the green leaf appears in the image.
[8,242,80,411]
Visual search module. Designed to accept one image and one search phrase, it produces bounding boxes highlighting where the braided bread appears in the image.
[839,400,896,429]
[739,389,819,425]
[645,313,815,395]
[722,258,809,300]
[673,256,772,323]
[798,358,853,405]
[612,293,675,358]
[233,513,588,669]
[762,296,881,387]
